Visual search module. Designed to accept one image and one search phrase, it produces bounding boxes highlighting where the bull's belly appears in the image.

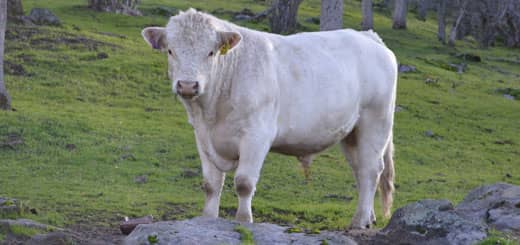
[270,140,338,156]
[271,118,357,156]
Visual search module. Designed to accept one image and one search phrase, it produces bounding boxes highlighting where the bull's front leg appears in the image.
[195,136,226,218]
[201,158,225,217]
[234,133,272,222]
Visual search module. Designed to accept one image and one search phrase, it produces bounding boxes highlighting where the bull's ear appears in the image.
[217,31,242,55]
[142,27,167,51]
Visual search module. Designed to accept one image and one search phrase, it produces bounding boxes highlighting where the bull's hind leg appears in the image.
[341,128,377,227]
[341,110,392,229]
[340,128,376,224]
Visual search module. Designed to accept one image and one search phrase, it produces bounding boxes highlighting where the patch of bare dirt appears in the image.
[0,133,23,149]
[5,25,120,52]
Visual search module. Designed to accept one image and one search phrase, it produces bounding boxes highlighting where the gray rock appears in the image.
[305,17,320,25]
[449,63,467,74]
[233,14,252,21]
[455,53,482,62]
[134,175,148,184]
[124,217,356,245]
[28,8,61,26]
[121,153,136,161]
[455,183,520,233]
[181,168,199,178]
[97,52,109,60]
[232,8,256,21]
[425,77,439,85]
[0,197,21,217]
[424,130,435,137]
[399,64,417,73]
[394,105,406,112]
[504,94,515,100]
[376,199,487,245]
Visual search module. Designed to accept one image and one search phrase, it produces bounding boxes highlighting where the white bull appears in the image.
[142,9,397,229]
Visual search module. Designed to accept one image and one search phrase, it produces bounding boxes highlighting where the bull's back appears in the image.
[269,29,395,156]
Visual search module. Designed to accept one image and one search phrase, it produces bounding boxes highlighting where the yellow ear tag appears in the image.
[220,42,230,55]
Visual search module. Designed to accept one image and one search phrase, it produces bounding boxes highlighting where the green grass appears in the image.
[478,230,518,245]
[4,224,43,238]
[0,0,519,234]
[234,225,255,244]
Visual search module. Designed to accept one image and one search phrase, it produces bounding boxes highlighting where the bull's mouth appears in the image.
[177,92,199,100]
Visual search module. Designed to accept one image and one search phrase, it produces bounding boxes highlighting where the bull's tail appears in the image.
[380,134,395,218]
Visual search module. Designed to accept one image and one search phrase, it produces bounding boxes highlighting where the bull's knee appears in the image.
[234,175,253,197]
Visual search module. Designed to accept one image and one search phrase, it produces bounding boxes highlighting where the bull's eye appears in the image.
[168,49,173,55]
[208,51,214,57]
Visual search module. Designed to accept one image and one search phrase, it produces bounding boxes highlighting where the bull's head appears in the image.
[141,10,241,100]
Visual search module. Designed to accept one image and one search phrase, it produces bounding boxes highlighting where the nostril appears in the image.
[176,82,182,89]
[193,82,199,90]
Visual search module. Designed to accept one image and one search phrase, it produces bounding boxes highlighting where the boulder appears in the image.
[232,8,256,21]
[0,197,21,217]
[455,183,520,233]
[27,8,61,26]
[398,64,417,73]
[373,200,487,245]
[124,217,356,245]
[304,17,320,25]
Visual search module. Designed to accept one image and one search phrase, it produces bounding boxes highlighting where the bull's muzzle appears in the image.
[176,80,199,99]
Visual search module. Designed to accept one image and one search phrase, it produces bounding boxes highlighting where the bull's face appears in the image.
[141,17,241,100]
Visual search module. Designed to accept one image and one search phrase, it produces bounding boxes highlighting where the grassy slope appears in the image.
[0,0,519,232]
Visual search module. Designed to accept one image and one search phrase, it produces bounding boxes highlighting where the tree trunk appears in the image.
[448,1,466,46]
[416,0,430,21]
[6,0,22,20]
[392,0,408,29]
[361,0,373,30]
[437,0,446,43]
[269,0,304,34]
[0,0,12,110]
[320,0,343,31]
[87,0,141,16]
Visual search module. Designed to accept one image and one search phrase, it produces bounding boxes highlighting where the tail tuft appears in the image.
[380,137,395,218]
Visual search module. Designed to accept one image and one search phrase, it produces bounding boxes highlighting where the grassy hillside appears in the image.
[1,0,519,233]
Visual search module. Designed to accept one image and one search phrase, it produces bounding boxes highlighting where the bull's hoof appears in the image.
[347,223,372,230]
[348,217,376,230]
[235,213,253,223]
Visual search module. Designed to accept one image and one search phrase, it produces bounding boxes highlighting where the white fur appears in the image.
[142,9,398,229]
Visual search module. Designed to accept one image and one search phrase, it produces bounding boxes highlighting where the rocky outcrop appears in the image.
[455,183,520,233]
[125,183,520,245]
[124,217,356,245]
[0,197,22,217]
[360,200,487,245]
